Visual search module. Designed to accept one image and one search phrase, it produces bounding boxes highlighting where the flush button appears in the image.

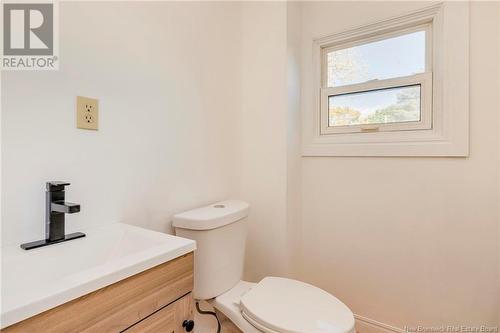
[214,204,225,208]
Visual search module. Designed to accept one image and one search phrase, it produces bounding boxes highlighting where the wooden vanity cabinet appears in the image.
[124,293,192,333]
[2,252,194,333]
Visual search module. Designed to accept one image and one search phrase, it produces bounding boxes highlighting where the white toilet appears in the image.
[173,200,355,333]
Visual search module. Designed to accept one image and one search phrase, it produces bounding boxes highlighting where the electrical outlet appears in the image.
[76,96,99,130]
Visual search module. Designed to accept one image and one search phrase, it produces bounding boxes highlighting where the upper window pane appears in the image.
[327,30,426,87]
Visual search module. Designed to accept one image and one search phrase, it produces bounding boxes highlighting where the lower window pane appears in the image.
[328,85,421,127]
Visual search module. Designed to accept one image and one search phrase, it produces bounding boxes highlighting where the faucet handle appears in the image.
[46,181,71,191]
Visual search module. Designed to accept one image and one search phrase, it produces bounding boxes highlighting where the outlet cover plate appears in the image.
[77,96,99,130]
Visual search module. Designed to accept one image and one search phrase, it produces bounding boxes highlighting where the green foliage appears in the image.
[329,87,420,126]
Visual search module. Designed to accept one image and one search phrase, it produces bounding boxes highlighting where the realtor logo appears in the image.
[2,2,58,70]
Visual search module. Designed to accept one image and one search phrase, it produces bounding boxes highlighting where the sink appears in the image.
[1,223,196,328]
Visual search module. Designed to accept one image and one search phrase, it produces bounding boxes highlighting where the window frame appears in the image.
[320,24,433,135]
[302,2,470,157]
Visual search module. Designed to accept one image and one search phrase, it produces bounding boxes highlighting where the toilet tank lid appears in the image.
[172,200,249,230]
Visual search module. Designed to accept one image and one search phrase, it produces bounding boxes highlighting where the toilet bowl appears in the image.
[173,200,355,333]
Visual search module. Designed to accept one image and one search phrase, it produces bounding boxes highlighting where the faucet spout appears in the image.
[51,201,80,214]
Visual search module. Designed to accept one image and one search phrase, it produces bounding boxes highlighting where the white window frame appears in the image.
[320,24,433,135]
[302,3,470,157]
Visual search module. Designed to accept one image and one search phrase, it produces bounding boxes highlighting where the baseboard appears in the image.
[355,314,405,333]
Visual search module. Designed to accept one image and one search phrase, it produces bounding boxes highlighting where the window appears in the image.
[303,3,470,156]
[320,26,433,134]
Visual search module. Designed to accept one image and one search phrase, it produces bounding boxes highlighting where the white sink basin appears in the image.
[0,223,196,328]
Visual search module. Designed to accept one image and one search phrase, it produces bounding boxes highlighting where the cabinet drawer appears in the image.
[124,293,193,333]
[2,253,193,333]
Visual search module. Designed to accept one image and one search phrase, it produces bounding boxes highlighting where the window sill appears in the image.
[302,132,469,157]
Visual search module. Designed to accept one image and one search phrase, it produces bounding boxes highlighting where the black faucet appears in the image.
[21,182,86,250]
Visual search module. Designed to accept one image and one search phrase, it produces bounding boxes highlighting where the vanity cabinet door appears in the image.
[124,293,193,333]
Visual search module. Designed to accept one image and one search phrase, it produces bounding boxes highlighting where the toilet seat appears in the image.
[240,277,355,333]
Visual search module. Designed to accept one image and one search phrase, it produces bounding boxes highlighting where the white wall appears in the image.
[1,2,242,246]
[298,1,499,329]
[1,0,292,282]
[238,1,289,280]
[286,1,303,278]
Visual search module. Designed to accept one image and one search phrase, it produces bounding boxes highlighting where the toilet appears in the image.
[173,200,355,333]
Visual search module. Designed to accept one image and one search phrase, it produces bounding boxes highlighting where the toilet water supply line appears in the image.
[195,302,221,333]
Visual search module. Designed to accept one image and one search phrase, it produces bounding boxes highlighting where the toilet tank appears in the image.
[172,200,249,300]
